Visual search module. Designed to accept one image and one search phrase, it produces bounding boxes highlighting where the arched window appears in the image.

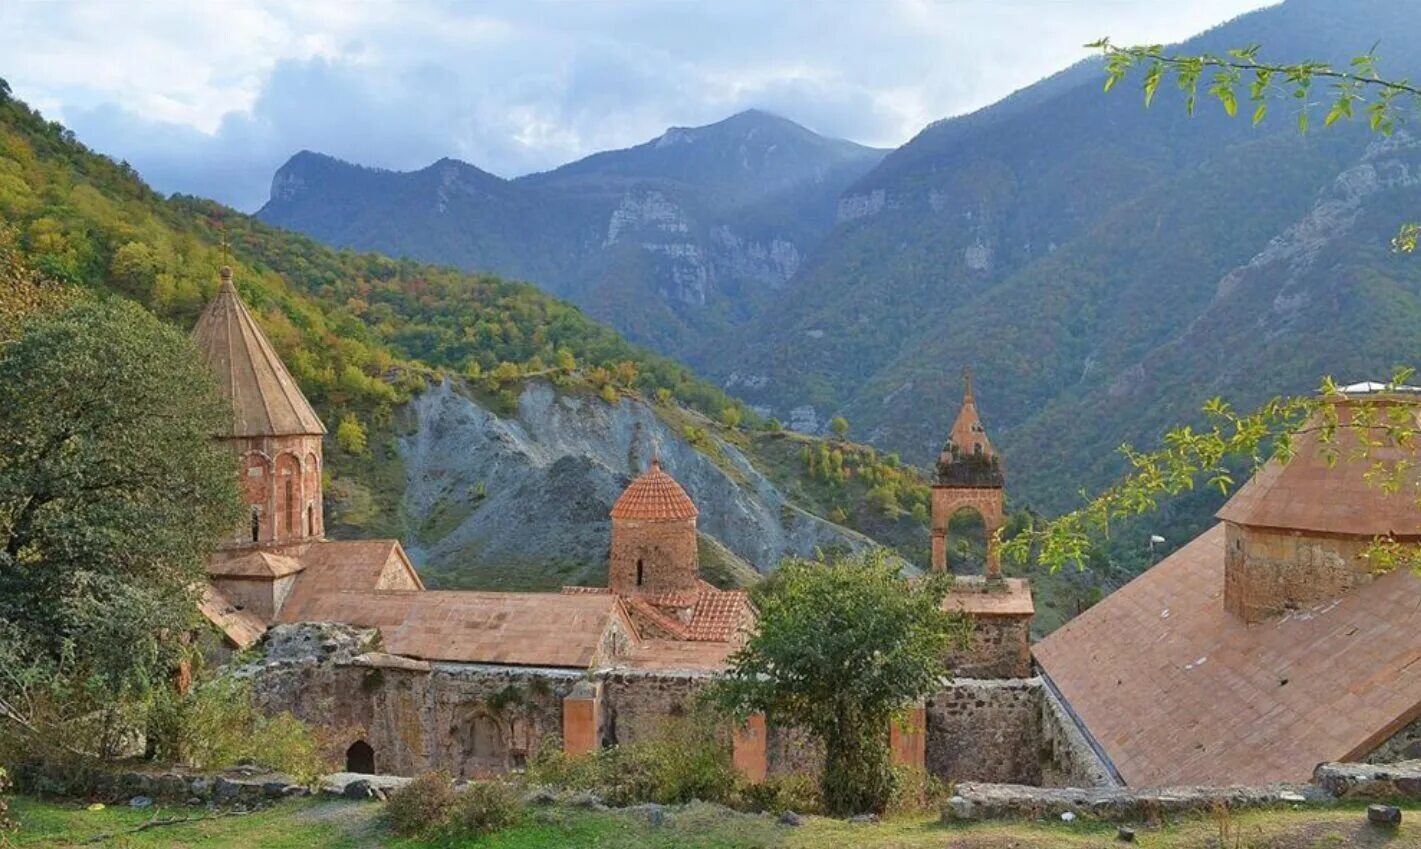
[250,507,261,543]
[973,443,983,455]
[284,477,296,538]
[307,503,315,538]
[346,740,375,774]
[636,559,644,586]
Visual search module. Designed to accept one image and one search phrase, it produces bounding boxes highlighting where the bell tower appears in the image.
[931,367,1005,578]
[193,266,327,548]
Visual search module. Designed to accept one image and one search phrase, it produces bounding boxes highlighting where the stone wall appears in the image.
[245,625,1114,789]
[926,679,1043,785]
[948,615,1031,679]
[244,628,583,779]
[609,516,699,595]
[1038,678,1119,788]
[1223,523,1374,623]
[600,670,711,746]
[1366,713,1421,763]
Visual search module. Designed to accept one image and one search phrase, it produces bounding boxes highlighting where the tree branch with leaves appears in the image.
[1002,368,1419,576]
[1091,37,1420,250]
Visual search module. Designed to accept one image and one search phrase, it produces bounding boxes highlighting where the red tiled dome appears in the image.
[611,459,698,521]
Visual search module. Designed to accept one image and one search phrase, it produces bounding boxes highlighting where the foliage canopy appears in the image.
[710,549,967,815]
[0,298,242,759]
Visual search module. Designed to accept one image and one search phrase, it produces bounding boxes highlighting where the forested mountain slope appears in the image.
[257,110,886,361]
[0,84,916,591]
[718,0,1421,519]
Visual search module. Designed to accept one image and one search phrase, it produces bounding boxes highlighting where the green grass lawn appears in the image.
[9,796,1421,848]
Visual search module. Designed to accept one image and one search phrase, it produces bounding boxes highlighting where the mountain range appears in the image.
[259,110,886,358]
[258,0,1421,535]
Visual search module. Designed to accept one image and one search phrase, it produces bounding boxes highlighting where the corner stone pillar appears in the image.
[732,713,767,784]
[931,528,947,572]
[562,680,603,756]
[889,703,926,770]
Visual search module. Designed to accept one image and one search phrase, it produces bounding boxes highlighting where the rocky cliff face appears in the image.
[398,380,872,589]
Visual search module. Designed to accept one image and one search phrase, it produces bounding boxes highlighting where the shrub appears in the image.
[148,675,330,785]
[737,773,821,815]
[386,772,458,837]
[0,765,14,837]
[885,765,951,815]
[442,781,524,837]
[524,713,738,807]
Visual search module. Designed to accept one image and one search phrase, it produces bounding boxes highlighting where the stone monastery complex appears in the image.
[192,267,1420,789]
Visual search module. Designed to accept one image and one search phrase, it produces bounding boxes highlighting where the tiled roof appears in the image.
[564,581,752,645]
[207,549,306,579]
[276,539,424,618]
[941,576,1034,617]
[625,595,693,639]
[623,639,737,672]
[685,582,751,641]
[610,458,698,521]
[191,268,326,438]
[1216,399,1421,537]
[1033,524,1421,786]
[278,589,628,668]
[197,585,268,649]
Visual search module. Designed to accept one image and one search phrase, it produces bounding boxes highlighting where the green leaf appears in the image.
[1252,103,1268,125]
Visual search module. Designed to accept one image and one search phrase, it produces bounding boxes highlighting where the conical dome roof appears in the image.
[1217,389,1420,537]
[611,458,698,521]
[192,267,326,438]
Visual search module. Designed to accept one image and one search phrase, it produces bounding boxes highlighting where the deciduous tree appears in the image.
[0,299,242,758]
[710,550,967,815]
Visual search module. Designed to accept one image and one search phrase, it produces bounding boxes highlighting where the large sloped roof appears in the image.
[610,458,698,521]
[192,268,326,438]
[198,585,268,649]
[1033,524,1421,786]
[277,589,629,668]
[1216,395,1420,537]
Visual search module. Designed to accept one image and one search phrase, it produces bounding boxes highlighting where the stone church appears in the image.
[190,267,1061,782]
[187,266,1420,788]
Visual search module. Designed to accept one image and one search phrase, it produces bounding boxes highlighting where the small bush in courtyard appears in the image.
[148,674,329,785]
[524,712,738,807]
[885,765,951,815]
[441,780,524,837]
[737,773,822,815]
[385,772,458,837]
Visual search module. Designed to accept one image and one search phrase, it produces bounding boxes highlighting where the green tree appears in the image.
[108,241,159,299]
[0,300,242,758]
[710,550,966,815]
[829,416,849,440]
[335,413,369,456]
[720,405,743,430]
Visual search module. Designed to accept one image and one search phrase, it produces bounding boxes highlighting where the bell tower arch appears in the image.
[931,368,1005,578]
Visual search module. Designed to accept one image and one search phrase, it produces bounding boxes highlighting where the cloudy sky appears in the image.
[2,0,1276,211]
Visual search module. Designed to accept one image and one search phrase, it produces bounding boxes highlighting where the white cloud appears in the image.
[0,0,1279,210]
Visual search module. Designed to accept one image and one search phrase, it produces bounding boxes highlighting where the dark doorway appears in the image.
[346,740,375,774]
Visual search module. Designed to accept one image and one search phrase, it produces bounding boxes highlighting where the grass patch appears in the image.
[11,795,1421,848]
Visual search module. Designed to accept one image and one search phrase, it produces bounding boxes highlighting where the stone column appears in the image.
[931,528,947,572]
[562,680,602,756]
[889,703,926,770]
[732,713,767,784]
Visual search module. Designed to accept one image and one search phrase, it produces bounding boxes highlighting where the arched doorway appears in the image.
[345,740,375,774]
